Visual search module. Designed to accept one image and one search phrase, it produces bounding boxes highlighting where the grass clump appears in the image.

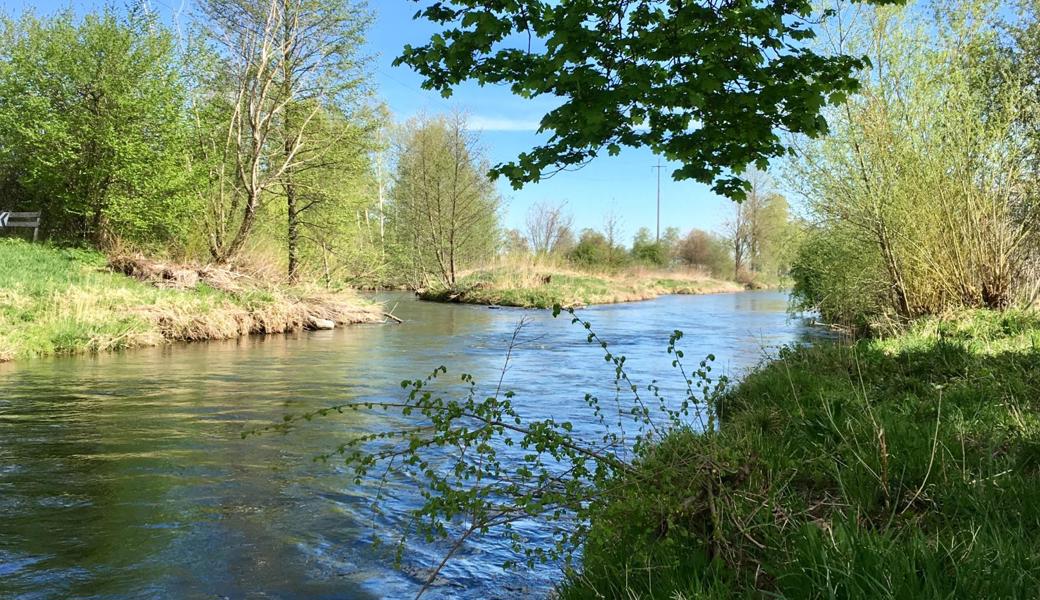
[560,309,1040,599]
[0,239,381,361]
[418,264,741,308]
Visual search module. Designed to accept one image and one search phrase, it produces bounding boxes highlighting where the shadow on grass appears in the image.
[560,313,1040,599]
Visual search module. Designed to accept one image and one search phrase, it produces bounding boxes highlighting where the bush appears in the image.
[0,9,197,250]
[568,228,628,270]
[787,2,1040,321]
[789,225,890,329]
[676,229,731,278]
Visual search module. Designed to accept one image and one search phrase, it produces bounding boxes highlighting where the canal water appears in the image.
[0,292,821,599]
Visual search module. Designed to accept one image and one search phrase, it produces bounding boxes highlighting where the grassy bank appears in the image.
[0,239,382,361]
[561,310,1040,598]
[418,265,743,308]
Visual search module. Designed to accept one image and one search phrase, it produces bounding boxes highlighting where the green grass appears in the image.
[0,239,379,361]
[418,266,742,308]
[559,309,1040,599]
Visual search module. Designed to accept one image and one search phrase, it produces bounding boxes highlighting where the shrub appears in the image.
[0,8,197,249]
[787,2,1040,321]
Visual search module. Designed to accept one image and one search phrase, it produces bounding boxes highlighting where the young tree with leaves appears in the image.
[193,0,372,268]
[274,0,372,281]
[389,114,500,288]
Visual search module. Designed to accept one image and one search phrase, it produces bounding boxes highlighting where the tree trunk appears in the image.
[287,180,300,282]
[733,239,744,279]
[282,1,300,284]
[876,221,912,317]
[214,191,260,264]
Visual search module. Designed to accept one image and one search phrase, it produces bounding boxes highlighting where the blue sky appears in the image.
[6,0,739,243]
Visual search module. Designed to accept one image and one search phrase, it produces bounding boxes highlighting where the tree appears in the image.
[721,170,792,280]
[569,229,612,268]
[389,114,500,288]
[524,200,573,255]
[1005,0,1040,179]
[283,110,382,287]
[272,0,372,282]
[602,210,624,267]
[631,225,681,266]
[722,203,749,279]
[677,229,731,277]
[193,0,370,266]
[631,227,664,266]
[569,227,627,270]
[192,0,289,262]
[0,8,194,247]
[501,228,530,256]
[397,0,903,200]
[756,193,797,278]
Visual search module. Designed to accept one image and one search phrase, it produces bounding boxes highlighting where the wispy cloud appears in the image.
[468,115,544,132]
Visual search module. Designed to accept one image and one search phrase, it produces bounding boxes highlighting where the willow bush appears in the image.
[788,0,1040,327]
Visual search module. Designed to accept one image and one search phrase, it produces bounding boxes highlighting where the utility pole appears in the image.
[651,158,665,242]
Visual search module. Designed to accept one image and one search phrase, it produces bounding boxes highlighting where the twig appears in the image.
[383,302,403,323]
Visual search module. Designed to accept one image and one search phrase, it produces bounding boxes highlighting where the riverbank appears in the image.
[560,309,1040,598]
[417,266,744,308]
[0,240,383,361]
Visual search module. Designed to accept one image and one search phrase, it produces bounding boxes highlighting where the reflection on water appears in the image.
[0,291,821,599]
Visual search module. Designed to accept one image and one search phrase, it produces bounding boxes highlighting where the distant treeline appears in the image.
[501,179,797,287]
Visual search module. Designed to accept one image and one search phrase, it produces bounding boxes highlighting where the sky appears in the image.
[4,0,740,243]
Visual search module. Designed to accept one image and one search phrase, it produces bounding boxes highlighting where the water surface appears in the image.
[0,291,820,599]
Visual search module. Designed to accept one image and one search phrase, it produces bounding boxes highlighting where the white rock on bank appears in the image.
[307,316,336,330]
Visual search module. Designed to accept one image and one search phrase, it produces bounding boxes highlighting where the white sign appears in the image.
[0,212,9,227]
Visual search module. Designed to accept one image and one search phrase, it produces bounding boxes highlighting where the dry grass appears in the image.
[425,258,743,308]
[0,241,382,361]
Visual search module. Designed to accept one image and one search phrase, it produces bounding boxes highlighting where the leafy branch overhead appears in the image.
[397,0,903,199]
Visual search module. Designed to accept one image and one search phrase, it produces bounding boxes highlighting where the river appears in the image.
[0,291,821,599]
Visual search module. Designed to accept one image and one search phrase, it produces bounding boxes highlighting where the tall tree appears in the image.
[193,0,371,268]
[274,0,371,281]
[397,0,903,200]
[723,203,749,279]
[285,108,381,286]
[193,0,291,263]
[389,114,500,288]
[723,170,790,279]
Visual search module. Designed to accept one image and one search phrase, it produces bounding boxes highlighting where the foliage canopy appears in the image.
[398,0,903,199]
